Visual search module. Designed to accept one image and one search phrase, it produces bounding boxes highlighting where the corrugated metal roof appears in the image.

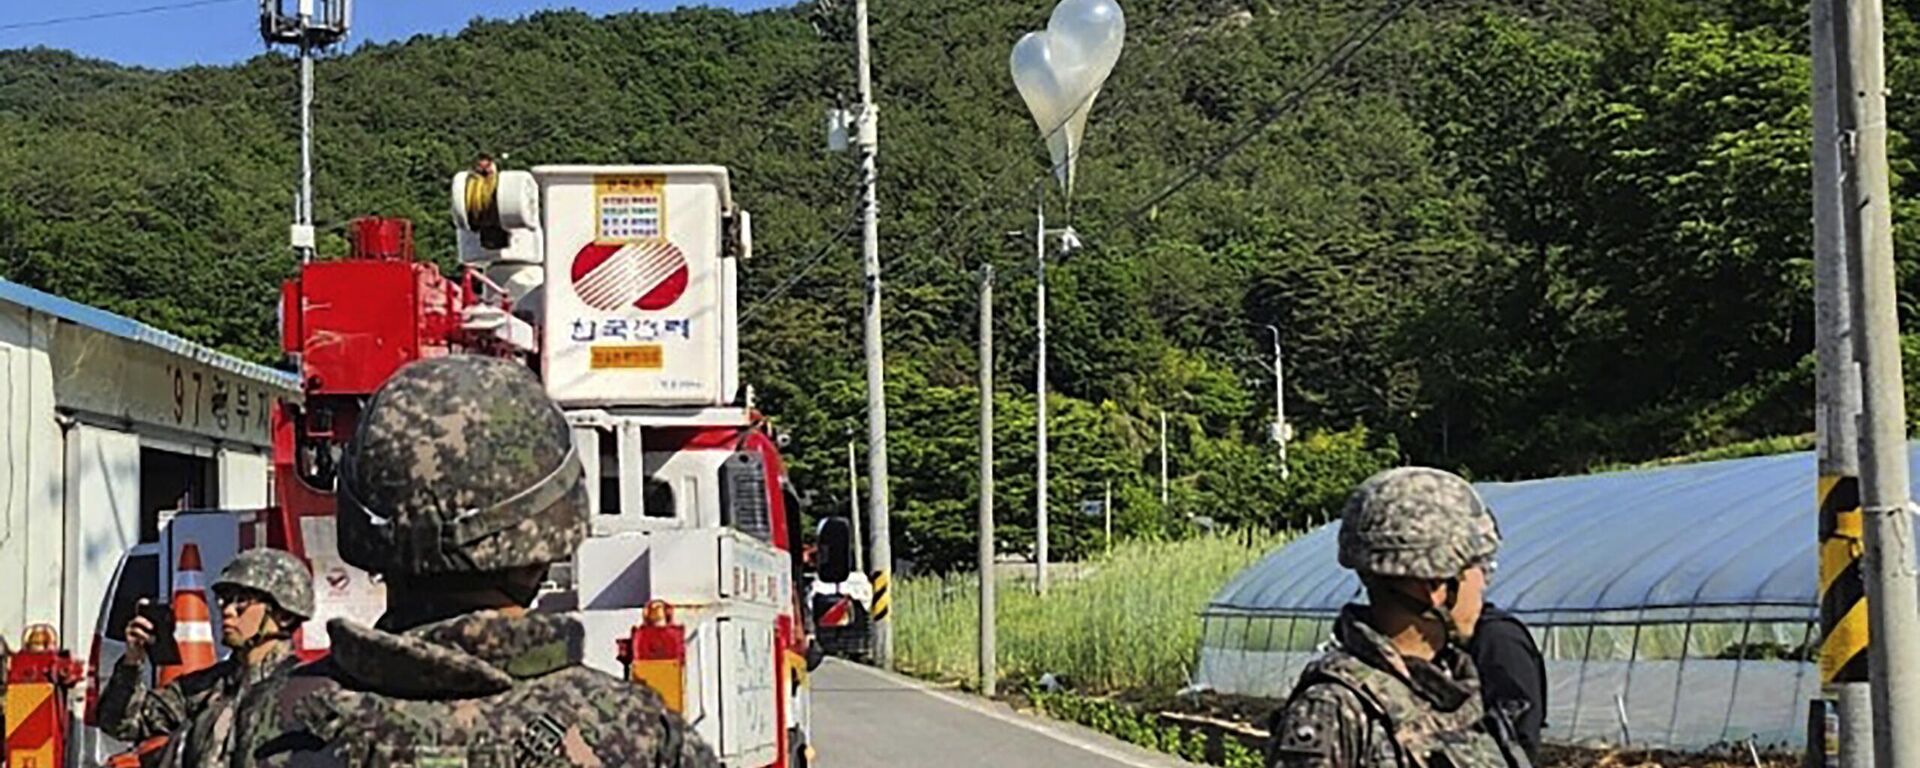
[0,278,300,393]
[1207,448,1920,625]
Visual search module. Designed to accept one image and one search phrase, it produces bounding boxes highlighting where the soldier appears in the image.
[252,356,717,767]
[1263,467,1529,768]
[1471,601,1545,761]
[101,548,313,768]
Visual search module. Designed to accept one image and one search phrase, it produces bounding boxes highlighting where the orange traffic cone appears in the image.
[156,544,216,686]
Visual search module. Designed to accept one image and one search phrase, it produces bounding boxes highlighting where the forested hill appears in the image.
[0,0,1910,568]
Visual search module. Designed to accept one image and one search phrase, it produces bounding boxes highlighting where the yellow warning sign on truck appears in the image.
[592,345,664,370]
[594,175,666,242]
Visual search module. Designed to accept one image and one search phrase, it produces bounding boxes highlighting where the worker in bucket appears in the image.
[101,549,313,768]
[250,356,717,767]
[1263,467,1529,768]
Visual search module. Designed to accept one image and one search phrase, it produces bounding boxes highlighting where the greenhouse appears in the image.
[1195,448,1920,751]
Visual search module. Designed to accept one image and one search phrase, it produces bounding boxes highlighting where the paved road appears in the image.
[810,659,1204,768]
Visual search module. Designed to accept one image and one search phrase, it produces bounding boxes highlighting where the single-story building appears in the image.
[0,278,299,655]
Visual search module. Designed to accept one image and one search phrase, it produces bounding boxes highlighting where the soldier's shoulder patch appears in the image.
[1274,719,1331,756]
[1268,683,1364,765]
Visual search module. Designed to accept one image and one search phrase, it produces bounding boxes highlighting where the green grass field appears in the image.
[893,532,1289,696]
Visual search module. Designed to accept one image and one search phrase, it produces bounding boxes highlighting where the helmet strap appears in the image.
[1430,577,1464,650]
[228,613,294,655]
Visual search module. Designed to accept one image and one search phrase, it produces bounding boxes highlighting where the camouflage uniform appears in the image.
[100,549,314,768]
[1265,467,1525,768]
[249,356,717,768]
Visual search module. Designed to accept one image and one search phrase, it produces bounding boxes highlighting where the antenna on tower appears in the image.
[260,0,352,263]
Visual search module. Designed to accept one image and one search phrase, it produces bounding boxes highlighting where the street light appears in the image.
[1011,0,1124,595]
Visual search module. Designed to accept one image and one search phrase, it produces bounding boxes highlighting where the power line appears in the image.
[744,4,1194,318]
[882,0,1203,289]
[878,0,1419,342]
[1110,0,1421,229]
[740,219,861,322]
[0,0,247,33]
[761,0,1416,315]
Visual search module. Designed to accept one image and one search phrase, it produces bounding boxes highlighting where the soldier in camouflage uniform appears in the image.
[250,356,717,768]
[102,548,314,768]
[1264,467,1530,768]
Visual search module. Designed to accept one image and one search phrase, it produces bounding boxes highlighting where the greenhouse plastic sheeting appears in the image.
[1207,447,1920,625]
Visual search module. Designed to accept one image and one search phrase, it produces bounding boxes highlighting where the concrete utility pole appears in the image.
[853,0,894,669]
[1811,5,1872,762]
[1828,0,1920,762]
[977,265,997,697]
[1034,190,1050,595]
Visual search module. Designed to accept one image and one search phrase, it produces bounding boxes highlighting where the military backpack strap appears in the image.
[654,707,688,768]
[1479,704,1533,768]
[1283,656,1426,768]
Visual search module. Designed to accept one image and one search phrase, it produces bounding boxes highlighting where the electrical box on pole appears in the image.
[826,108,853,153]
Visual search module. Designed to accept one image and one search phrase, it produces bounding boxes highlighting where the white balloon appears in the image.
[1010,0,1125,195]
[1010,31,1067,147]
[1048,0,1125,98]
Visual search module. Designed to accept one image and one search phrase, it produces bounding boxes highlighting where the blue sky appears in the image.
[0,0,794,70]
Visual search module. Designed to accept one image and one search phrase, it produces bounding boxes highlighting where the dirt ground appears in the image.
[1537,745,1797,768]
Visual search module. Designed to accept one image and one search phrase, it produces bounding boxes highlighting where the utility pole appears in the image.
[1034,189,1050,595]
[978,264,997,697]
[1829,0,1920,761]
[853,0,894,669]
[1265,325,1288,481]
[847,441,865,573]
[1159,411,1169,509]
[1812,4,1872,761]
[260,0,349,263]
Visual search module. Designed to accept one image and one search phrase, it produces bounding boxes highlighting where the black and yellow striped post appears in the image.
[1819,475,1868,685]
[869,569,892,622]
[1812,2,1872,760]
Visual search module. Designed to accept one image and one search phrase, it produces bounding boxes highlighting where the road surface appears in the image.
[810,659,1205,768]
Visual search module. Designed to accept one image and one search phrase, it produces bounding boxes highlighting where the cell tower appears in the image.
[260,1,352,262]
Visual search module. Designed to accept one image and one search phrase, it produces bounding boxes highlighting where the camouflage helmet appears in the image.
[337,356,588,577]
[213,549,315,620]
[1337,467,1500,580]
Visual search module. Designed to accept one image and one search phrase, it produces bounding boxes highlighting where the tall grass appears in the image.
[894,532,1289,696]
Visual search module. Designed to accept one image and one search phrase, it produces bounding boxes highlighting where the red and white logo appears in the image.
[570,240,689,311]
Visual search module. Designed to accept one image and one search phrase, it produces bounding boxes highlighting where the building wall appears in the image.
[0,303,63,646]
[61,425,140,647]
